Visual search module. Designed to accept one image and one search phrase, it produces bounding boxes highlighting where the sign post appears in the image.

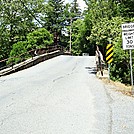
[129,50,134,94]
[121,22,134,94]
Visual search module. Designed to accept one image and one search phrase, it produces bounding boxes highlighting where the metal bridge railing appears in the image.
[0,45,64,75]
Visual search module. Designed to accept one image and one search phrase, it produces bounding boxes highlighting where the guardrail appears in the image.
[0,45,64,76]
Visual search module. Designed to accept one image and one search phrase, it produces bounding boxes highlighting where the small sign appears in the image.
[121,23,134,50]
[106,44,113,64]
[122,31,134,50]
[121,23,134,94]
[121,23,134,31]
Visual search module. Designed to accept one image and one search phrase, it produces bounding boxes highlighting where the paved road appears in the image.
[0,55,134,134]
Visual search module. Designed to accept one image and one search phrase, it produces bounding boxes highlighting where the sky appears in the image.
[65,0,87,11]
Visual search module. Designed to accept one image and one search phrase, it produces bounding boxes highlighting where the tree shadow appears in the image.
[85,66,97,75]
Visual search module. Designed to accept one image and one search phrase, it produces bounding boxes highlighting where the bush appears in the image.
[27,28,53,50]
[7,28,53,65]
[111,37,131,84]
[7,41,28,64]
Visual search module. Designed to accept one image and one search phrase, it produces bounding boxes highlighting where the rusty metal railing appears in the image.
[0,45,64,72]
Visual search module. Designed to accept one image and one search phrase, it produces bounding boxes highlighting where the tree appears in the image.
[110,37,130,84]
[87,16,134,84]
[27,28,53,50]
[71,18,94,55]
[8,28,53,64]
[8,41,28,64]
[71,19,83,55]
[41,0,65,45]
[113,0,134,18]
[70,0,82,19]
[82,0,134,84]
[80,13,94,55]
[0,0,43,61]
[81,0,120,56]
[85,0,119,24]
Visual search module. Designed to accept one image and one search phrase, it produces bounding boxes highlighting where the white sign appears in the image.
[122,23,134,31]
[122,23,134,50]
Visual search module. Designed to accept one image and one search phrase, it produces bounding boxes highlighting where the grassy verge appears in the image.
[102,79,133,97]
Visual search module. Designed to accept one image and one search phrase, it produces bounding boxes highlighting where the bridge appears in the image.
[0,54,134,133]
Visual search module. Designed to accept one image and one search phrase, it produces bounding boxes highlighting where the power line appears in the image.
[20,0,43,27]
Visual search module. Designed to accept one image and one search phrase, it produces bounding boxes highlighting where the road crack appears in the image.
[53,76,64,82]
[0,109,29,128]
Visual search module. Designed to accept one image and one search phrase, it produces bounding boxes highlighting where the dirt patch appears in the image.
[102,78,133,97]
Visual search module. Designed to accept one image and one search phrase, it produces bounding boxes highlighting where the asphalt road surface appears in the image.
[0,55,134,134]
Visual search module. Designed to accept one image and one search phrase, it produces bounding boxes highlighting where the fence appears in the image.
[0,45,64,76]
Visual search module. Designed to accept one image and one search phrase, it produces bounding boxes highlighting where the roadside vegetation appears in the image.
[0,0,134,84]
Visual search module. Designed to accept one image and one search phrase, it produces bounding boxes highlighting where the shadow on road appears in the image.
[85,67,97,75]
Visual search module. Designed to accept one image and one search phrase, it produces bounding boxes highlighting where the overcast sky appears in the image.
[65,0,87,11]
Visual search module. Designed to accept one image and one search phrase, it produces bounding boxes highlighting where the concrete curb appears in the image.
[96,70,109,79]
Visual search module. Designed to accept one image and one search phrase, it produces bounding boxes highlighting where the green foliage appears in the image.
[71,19,83,55]
[7,41,28,64]
[89,17,124,46]
[88,16,132,83]
[0,0,42,60]
[71,18,93,55]
[8,28,53,64]
[27,28,53,50]
[85,0,119,24]
[70,0,82,18]
[110,17,134,84]
[41,0,65,45]
[111,37,130,84]
[83,0,134,84]
[0,0,134,85]
[42,0,65,31]
[114,0,134,18]
[87,16,134,84]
